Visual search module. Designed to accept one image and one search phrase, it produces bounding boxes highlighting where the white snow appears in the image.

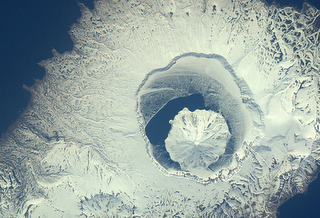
[0,0,319,217]
[165,108,230,177]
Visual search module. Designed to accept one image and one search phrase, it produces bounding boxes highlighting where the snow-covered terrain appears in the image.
[0,0,319,217]
[165,108,230,178]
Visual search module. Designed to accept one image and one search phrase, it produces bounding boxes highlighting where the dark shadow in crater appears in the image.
[145,93,209,170]
[137,52,254,174]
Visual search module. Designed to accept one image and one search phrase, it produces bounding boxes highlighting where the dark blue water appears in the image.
[265,0,319,10]
[145,94,208,145]
[0,0,94,137]
[0,0,319,217]
[267,1,320,217]
[145,93,209,170]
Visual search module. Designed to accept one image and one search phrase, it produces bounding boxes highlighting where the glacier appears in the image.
[0,0,319,217]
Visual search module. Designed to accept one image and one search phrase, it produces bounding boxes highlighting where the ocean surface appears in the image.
[0,0,319,217]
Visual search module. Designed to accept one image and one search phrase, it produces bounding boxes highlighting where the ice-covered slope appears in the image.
[0,0,319,217]
[165,108,230,177]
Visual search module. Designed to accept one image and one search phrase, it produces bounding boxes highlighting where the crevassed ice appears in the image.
[0,0,319,217]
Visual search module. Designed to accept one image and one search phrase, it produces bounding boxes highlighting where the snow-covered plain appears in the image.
[0,0,319,217]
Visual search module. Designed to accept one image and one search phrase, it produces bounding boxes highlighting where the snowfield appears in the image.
[0,0,319,217]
